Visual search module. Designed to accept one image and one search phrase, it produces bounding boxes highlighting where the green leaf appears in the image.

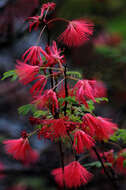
[69,114,81,122]
[66,71,82,79]
[33,110,48,118]
[58,96,77,105]
[84,161,102,168]
[95,97,109,103]
[110,129,126,143]
[18,104,36,115]
[1,70,18,81]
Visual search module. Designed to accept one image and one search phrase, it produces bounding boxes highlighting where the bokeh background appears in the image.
[0,0,126,189]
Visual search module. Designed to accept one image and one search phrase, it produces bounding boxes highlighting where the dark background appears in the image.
[0,0,126,189]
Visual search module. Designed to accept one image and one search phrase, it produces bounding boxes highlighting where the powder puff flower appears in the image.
[73,130,95,154]
[26,16,41,32]
[52,161,93,188]
[39,119,67,140]
[26,2,56,31]
[82,113,118,141]
[15,60,39,85]
[93,81,107,98]
[32,89,58,112]
[96,116,118,141]
[40,2,56,18]
[73,79,97,108]
[43,41,64,67]
[58,19,94,47]
[22,46,46,66]
[30,75,47,96]
[82,113,97,136]
[3,138,39,164]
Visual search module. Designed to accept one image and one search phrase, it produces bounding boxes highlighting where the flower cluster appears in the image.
[2,1,120,189]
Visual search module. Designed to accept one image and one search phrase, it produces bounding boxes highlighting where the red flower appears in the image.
[100,149,114,164]
[44,41,64,67]
[115,149,126,174]
[26,16,41,32]
[52,161,93,188]
[82,113,96,136]
[26,2,56,31]
[15,60,39,85]
[32,89,58,112]
[82,114,118,141]
[3,138,39,164]
[96,117,118,141]
[22,46,46,66]
[73,80,97,108]
[39,119,67,140]
[58,19,94,47]
[30,75,47,96]
[93,81,107,98]
[40,2,56,18]
[73,130,95,154]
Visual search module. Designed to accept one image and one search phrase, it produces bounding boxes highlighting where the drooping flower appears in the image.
[32,89,58,112]
[22,46,46,66]
[58,19,94,47]
[52,161,93,188]
[3,137,39,164]
[93,81,107,98]
[73,80,97,108]
[82,113,118,141]
[30,75,47,96]
[15,60,39,85]
[82,113,97,136]
[73,130,95,154]
[39,118,67,140]
[95,116,118,141]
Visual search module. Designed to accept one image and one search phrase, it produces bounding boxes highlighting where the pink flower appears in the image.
[44,41,64,67]
[30,75,47,96]
[26,16,41,32]
[3,138,39,164]
[52,161,93,188]
[22,46,46,66]
[40,2,56,18]
[73,80,97,108]
[73,130,95,154]
[58,19,94,47]
[82,114,118,141]
[15,60,39,85]
[32,89,58,112]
